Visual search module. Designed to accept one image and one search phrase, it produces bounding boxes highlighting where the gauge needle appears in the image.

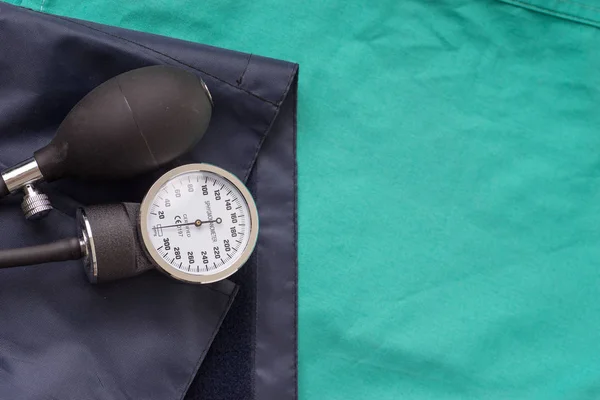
[158,218,222,229]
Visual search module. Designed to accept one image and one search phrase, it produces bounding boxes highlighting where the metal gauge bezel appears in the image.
[139,163,259,284]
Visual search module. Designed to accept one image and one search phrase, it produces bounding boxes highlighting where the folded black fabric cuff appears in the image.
[0,4,298,400]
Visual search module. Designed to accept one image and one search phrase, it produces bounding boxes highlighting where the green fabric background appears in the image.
[4,0,600,398]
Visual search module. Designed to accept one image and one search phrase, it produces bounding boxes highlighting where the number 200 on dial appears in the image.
[139,164,259,284]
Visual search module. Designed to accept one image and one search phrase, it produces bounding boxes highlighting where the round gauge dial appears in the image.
[139,163,259,284]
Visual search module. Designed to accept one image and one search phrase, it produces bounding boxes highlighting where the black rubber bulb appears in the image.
[33,65,213,182]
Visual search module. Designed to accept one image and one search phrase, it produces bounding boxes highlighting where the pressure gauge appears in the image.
[139,164,259,284]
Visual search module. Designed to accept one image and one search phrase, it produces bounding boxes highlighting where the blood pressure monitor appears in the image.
[0,163,259,285]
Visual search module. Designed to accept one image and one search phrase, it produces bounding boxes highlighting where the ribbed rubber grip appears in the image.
[81,203,154,283]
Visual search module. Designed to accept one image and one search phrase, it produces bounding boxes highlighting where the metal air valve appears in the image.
[1,158,52,220]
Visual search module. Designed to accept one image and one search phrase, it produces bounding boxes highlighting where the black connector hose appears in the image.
[0,238,82,269]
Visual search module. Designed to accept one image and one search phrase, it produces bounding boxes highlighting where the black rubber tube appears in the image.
[0,176,8,198]
[0,238,82,269]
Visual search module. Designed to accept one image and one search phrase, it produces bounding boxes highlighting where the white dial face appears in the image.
[143,169,254,277]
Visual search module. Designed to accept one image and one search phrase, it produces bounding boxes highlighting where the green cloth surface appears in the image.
[4,0,600,398]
